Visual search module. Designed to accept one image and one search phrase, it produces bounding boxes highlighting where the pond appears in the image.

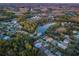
[36,23,56,35]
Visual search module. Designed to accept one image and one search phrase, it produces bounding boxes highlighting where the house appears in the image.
[55,27,67,33]
[43,36,53,42]
[73,31,79,35]
[61,22,65,26]
[63,39,70,44]
[70,16,79,22]
[74,34,79,39]
[55,51,62,56]
[57,41,68,49]
[0,34,10,40]
[41,8,48,13]
[52,10,65,16]
[51,40,58,46]
[64,35,70,39]
[11,19,17,24]
[19,7,29,13]
[3,36,10,40]
[31,16,41,20]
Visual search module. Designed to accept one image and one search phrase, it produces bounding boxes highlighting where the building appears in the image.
[41,8,48,13]
[52,9,65,16]
[30,16,41,20]
[43,36,53,42]
[19,7,29,13]
[70,16,79,22]
[57,41,68,49]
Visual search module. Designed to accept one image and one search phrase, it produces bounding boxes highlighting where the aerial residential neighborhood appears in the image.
[0,3,79,56]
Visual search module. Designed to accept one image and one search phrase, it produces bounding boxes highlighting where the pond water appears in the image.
[36,23,55,35]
